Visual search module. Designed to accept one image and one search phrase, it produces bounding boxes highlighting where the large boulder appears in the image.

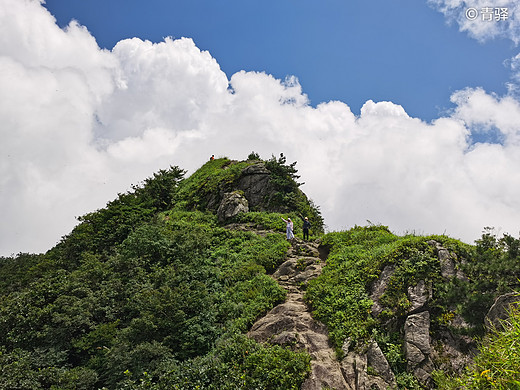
[217,191,249,222]
[404,311,433,384]
[236,163,273,210]
[340,341,397,390]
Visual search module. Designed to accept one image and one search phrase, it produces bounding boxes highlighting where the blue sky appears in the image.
[44,0,515,121]
[1,0,520,255]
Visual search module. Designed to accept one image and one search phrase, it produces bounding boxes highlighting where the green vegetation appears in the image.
[264,154,323,233]
[173,158,254,211]
[434,306,520,389]
[171,155,323,234]
[4,153,520,388]
[0,157,316,389]
[305,225,520,384]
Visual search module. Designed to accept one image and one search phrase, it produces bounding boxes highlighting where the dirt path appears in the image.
[248,239,350,390]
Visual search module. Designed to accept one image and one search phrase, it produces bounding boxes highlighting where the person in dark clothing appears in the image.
[302,217,311,240]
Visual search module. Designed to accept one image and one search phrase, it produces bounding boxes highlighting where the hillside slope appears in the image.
[1,156,519,389]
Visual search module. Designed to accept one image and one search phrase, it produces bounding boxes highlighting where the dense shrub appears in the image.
[0,208,302,389]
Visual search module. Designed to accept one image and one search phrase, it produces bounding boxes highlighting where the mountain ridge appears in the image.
[1,156,519,389]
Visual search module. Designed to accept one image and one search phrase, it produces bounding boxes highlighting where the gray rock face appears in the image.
[427,240,467,281]
[370,265,396,317]
[407,280,431,313]
[216,191,248,221]
[250,237,400,390]
[430,330,476,374]
[340,341,397,390]
[236,163,273,210]
[485,292,520,331]
[248,234,488,388]
[366,341,397,386]
[404,312,430,365]
[404,311,433,384]
[249,240,352,390]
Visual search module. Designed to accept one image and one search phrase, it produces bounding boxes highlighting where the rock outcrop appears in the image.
[248,238,398,389]
[236,163,274,210]
[404,311,433,385]
[216,191,249,221]
[485,292,520,331]
[341,340,397,390]
[249,240,350,389]
[370,265,395,317]
[364,240,479,386]
[247,235,496,389]
[206,161,293,220]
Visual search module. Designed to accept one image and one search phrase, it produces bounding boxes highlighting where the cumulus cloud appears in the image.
[2,0,520,255]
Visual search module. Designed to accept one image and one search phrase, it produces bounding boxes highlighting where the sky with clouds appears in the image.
[1,0,520,256]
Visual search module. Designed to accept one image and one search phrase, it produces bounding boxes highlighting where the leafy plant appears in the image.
[435,305,520,389]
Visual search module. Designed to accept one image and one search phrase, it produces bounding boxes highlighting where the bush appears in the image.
[436,304,520,389]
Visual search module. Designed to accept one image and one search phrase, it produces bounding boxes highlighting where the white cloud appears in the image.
[428,0,520,97]
[2,0,520,255]
[428,0,520,44]
[451,87,520,141]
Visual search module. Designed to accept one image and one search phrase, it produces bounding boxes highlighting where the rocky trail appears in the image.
[245,232,482,389]
[248,238,351,390]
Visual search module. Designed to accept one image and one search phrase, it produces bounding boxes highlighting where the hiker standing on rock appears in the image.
[302,217,311,241]
[281,217,295,240]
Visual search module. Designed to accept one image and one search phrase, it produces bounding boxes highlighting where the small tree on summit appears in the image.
[247,151,261,161]
[265,153,323,233]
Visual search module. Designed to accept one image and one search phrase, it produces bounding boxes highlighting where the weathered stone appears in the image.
[404,311,431,366]
[427,240,467,281]
[216,191,248,221]
[414,362,434,384]
[430,332,476,374]
[407,280,430,313]
[241,162,270,176]
[302,360,350,390]
[370,265,396,316]
[272,258,296,278]
[270,331,301,348]
[404,311,434,385]
[248,240,350,390]
[485,292,520,331]
[290,241,321,257]
[236,163,273,210]
[367,340,397,386]
[341,346,398,390]
[339,354,357,390]
[272,256,321,287]
[449,314,472,330]
[341,338,352,356]
[438,248,456,279]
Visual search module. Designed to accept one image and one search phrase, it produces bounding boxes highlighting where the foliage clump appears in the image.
[173,158,254,212]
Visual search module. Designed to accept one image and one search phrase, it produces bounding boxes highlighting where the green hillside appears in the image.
[1,156,519,389]
[0,156,319,389]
